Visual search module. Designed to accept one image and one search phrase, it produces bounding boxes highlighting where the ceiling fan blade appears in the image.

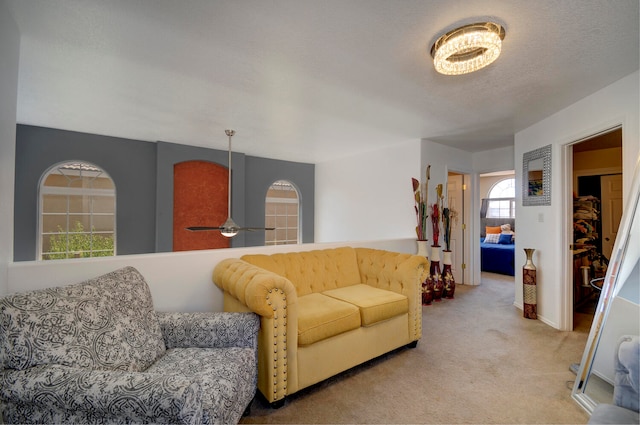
[240,227,276,231]
[186,226,224,231]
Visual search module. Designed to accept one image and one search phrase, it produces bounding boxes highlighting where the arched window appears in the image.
[265,180,300,245]
[487,178,515,218]
[39,161,116,260]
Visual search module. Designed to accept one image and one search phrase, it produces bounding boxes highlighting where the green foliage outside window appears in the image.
[45,221,114,260]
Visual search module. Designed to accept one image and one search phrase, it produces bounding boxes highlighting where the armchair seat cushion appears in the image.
[323,284,408,326]
[146,347,257,425]
[297,293,361,346]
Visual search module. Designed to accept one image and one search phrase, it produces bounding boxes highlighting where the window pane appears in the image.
[489,178,515,198]
[93,196,115,213]
[42,194,68,213]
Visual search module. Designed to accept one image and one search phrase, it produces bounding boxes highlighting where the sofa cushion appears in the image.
[146,347,257,425]
[0,266,165,372]
[323,284,408,326]
[242,247,361,296]
[297,293,361,346]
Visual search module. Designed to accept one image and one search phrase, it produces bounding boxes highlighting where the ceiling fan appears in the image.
[186,129,275,237]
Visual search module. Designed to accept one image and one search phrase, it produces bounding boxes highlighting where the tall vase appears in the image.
[442,250,455,299]
[416,240,432,305]
[429,246,444,302]
[523,248,537,319]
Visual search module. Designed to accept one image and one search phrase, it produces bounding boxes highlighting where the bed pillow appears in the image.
[486,226,502,234]
[498,233,513,244]
[484,233,500,244]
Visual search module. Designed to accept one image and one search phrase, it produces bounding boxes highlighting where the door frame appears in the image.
[561,124,622,330]
[446,167,474,285]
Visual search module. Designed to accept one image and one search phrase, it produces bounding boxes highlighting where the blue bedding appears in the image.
[480,238,515,276]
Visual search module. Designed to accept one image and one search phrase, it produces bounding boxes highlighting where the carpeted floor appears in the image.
[241,272,592,424]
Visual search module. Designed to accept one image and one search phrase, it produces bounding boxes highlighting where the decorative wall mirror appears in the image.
[522,144,552,206]
[572,157,640,414]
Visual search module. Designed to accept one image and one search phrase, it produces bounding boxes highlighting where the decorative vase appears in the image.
[442,250,455,299]
[416,240,429,258]
[429,246,444,302]
[416,240,432,305]
[523,248,537,319]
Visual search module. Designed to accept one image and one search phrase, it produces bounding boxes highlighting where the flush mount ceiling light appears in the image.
[430,21,505,76]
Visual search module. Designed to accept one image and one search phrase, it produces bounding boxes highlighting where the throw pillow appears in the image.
[498,233,513,244]
[486,226,502,234]
[484,233,500,244]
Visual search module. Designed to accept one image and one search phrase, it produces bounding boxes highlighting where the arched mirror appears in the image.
[572,157,640,413]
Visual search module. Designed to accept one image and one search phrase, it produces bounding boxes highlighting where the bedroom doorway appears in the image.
[569,127,623,330]
[479,170,516,282]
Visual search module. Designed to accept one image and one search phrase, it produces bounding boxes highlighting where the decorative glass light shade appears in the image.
[220,217,240,238]
[431,22,505,76]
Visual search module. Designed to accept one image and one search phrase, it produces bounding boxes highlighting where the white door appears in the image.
[447,174,464,283]
[601,174,623,260]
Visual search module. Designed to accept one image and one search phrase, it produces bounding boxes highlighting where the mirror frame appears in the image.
[522,144,552,206]
[571,156,640,413]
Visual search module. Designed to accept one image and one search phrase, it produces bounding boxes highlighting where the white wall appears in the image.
[7,238,418,312]
[0,1,20,296]
[479,172,515,199]
[473,145,515,173]
[315,139,422,243]
[514,71,640,330]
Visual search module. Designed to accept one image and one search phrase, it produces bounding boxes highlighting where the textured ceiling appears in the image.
[5,0,639,163]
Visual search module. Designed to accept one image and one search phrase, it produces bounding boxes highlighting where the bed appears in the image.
[480,218,516,276]
[480,237,515,276]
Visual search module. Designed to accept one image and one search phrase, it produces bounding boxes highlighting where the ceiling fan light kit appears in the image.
[431,21,505,76]
[186,129,273,237]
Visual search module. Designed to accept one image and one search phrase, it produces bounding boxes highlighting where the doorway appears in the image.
[570,127,623,329]
[478,170,516,284]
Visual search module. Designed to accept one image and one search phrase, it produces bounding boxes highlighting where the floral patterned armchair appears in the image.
[0,266,259,424]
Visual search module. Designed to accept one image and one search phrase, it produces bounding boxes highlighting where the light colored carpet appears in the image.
[241,272,592,424]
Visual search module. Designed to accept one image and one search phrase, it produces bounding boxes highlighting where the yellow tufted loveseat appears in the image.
[213,246,428,407]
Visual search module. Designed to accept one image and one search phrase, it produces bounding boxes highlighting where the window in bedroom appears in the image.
[265,180,300,245]
[487,178,516,219]
[39,161,116,260]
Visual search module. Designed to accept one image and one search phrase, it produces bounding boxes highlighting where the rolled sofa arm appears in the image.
[1,364,203,424]
[213,258,299,405]
[157,311,259,350]
[213,258,297,317]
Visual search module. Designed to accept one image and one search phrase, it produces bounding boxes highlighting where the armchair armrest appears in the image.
[1,364,202,424]
[157,311,259,349]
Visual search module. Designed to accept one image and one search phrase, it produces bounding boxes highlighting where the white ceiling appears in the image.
[5,0,639,163]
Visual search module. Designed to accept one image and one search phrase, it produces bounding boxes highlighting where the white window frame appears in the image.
[265,180,300,245]
[487,178,516,219]
[38,161,116,260]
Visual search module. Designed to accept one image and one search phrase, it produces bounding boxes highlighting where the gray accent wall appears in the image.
[245,155,315,246]
[14,125,314,261]
[14,125,157,261]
